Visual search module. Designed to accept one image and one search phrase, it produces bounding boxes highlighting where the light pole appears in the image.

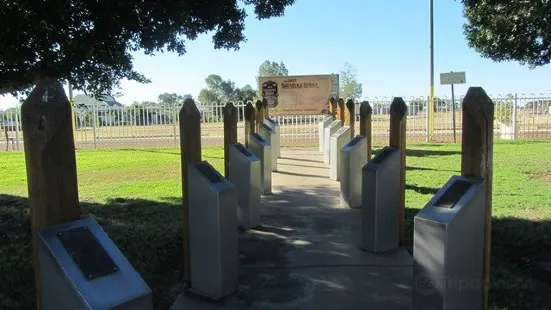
[428,0,434,141]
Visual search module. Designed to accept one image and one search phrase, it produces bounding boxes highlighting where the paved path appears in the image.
[171,147,413,310]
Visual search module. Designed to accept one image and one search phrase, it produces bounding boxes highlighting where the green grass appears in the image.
[1,141,551,309]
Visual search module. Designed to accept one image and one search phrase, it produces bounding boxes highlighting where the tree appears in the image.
[158,93,190,106]
[258,60,289,77]
[461,0,551,68]
[339,62,362,100]
[198,74,255,103]
[198,89,219,105]
[237,85,257,102]
[0,0,296,98]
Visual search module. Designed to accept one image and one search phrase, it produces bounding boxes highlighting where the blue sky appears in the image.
[1,0,550,109]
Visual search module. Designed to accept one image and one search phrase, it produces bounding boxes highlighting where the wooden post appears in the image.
[179,98,202,286]
[337,98,345,125]
[389,97,407,246]
[255,100,263,132]
[262,98,269,119]
[223,102,238,179]
[330,97,337,120]
[359,101,373,160]
[21,77,81,310]
[244,101,256,148]
[345,99,355,138]
[460,87,494,310]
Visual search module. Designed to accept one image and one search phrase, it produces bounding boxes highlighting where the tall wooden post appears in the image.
[359,101,373,160]
[179,99,202,286]
[345,99,355,138]
[338,98,345,125]
[21,78,81,310]
[460,87,494,310]
[255,100,263,132]
[389,97,407,246]
[262,98,269,119]
[223,102,238,179]
[330,97,337,120]
[244,101,256,148]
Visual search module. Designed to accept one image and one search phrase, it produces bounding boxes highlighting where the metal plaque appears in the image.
[195,162,223,184]
[261,123,274,133]
[434,179,473,209]
[347,135,364,147]
[371,147,397,164]
[251,132,266,144]
[234,142,253,157]
[58,226,119,281]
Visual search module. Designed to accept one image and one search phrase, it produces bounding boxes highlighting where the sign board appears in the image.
[258,74,339,116]
[440,71,466,85]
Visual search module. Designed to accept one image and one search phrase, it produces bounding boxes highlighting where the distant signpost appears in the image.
[440,71,466,142]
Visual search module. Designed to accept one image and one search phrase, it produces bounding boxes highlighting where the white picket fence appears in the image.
[2,94,550,151]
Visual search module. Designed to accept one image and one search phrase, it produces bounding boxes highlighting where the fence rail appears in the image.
[2,94,550,151]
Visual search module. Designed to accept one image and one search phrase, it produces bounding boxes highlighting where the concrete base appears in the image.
[170,148,413,310]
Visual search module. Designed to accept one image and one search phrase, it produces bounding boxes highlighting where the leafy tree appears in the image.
[198,74,255,103]
[198,89,219,105]
[461,0,551,67]
[158,93,192,106]
[0,0,296,98]
[258,60,289,77]
[339,62,362,100]
[237,85,257,102]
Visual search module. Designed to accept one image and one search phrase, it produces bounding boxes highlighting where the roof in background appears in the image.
[74,94,123,107]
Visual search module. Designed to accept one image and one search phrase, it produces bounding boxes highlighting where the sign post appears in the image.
[258,74,339,116]
[439,71,466,142]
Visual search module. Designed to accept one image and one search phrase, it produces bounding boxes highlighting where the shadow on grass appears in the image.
[405,184,440,195]
[371,148,460,158]
[406,166,460,173]
[1,192,551,310]
[0,194,184,310]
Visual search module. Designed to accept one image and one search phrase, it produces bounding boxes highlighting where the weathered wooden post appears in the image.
[359,101,373,159]
[389,97,407,246]
[262,98,269,119]
[244,101,256,148]
[223,102,238,179]
[179,98,202,286]
[21,77,81,310]
[330,97,337,120]
[460,87,494,310]
[255,100,263,132]
[345,99,355,138]
[338,98,345,125]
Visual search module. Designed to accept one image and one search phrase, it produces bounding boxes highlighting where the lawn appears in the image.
[1,141,551,309]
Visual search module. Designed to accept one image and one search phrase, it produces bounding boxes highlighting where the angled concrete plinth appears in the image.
[170,148,413,310]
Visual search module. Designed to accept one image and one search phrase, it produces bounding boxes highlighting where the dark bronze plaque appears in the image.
[252,133,266,144]
[371,147,396,164]
[261,123,271,132]
[195,162,223,183]
[234,143,253,157]
[57,226,119,281]
[346,135,364,148]
[434,179,473,209]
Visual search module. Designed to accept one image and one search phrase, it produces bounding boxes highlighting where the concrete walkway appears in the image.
[171,147,413,310]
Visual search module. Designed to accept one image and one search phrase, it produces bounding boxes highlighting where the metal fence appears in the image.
[2,93,550,151]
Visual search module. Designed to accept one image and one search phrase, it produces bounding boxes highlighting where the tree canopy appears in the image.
[339,62,362,100]
[198,74,256,104]
[258,60,289,77]
[0,0,296,98]
[461,0,551,67]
